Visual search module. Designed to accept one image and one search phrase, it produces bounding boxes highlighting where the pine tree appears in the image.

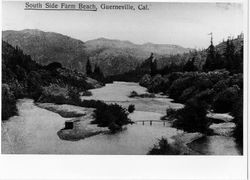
[203,37,216,71]
[94,64,100,74]
[86,58,92,75]
[150,53,157,76]
[183,57,198,72]
[223,39,235,72]
[93,63,104,80]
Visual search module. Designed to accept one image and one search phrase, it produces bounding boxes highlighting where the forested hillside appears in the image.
[3,29,190,76]
[2,41,100,120]
[139,36,243,152]
[156,34,243,72]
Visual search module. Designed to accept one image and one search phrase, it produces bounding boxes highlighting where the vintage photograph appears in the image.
[1,1,244,155]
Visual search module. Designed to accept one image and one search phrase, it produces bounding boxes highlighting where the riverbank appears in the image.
[2,82,241,155]
[139,71,243,154]
[2,99,182,154]
[36,103,109,141]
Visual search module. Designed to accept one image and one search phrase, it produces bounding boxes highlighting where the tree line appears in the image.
[140,35,243,154]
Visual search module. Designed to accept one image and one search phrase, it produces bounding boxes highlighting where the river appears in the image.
[1,82,241,155]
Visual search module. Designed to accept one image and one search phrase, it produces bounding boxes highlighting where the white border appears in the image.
[0,0,248,179]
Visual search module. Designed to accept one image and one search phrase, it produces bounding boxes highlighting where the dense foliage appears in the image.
[2,41,94,97]
[231,94,243,150]
[67,98,132,132]
[92,103,131,133]
[2,84,17,120]
[128,104,135,113]
[140,36,243,150]
[2,41,93,119]
[173,98,210,133]
[148,138,180,155]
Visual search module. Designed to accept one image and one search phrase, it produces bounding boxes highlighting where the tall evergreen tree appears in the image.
[94,64,104,77]
[236,44,243,73]
[203,37,216,71]
[86,58,92,75]
[150,53,157,76]
[92,63,104,81]
[183,57,198,72]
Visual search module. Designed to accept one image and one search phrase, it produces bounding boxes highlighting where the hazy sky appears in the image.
[2,1,243,48]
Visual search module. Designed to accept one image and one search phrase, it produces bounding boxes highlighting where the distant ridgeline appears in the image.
[2,29,243,81]
[2,29,190,77]
[106,34,243,82]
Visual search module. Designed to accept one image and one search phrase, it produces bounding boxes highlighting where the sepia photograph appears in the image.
[1,1,245,156]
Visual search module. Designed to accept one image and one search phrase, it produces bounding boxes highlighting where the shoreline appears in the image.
[36,102,109,141]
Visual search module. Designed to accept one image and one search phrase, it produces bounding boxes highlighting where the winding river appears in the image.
[1,82,241,155]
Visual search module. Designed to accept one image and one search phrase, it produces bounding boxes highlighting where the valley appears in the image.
[1,29,244,155]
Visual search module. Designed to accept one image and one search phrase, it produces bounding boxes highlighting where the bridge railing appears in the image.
[134,120,168,126]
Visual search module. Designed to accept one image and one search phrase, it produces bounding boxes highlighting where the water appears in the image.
[2,82,241,155]
[188,136,241,155]
[1,99,181,154]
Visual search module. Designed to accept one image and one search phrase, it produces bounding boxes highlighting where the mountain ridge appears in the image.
[2,29,192,76]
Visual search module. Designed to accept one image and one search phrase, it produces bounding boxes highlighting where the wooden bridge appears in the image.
[134,120,169,126]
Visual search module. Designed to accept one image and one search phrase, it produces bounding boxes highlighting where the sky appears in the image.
[2,1,243,48]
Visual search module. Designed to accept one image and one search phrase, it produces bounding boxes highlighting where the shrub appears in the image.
[81,90,92,96]
[173,98,209,133]
[179,86,197,102]
[213,79,230,92]
[196,76,213,90]
[229,74,243,89]
[8,80,26,98]
[166,108,178,118]
[68,87,82,105]
[139,74,152,87]
[45,62,62,71]
[128,104,135,113]
[92,103,131,133]
[38,84,75,104]
[169,76,194,100]
[166,72,183,84]
[161,108,178,120]
[129,91,138,98]
[2,84,17,120]
[195,89,215,105]
[231,95,243,152]
[147,74,169,93]
[213,86,240,113]
[129,91,155,98]
[148,138,180,155]
[27,71,43,100]
[207,70,230,84]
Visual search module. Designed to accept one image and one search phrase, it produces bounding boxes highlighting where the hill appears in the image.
[3,29,88,72]
[3,29,190,76]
